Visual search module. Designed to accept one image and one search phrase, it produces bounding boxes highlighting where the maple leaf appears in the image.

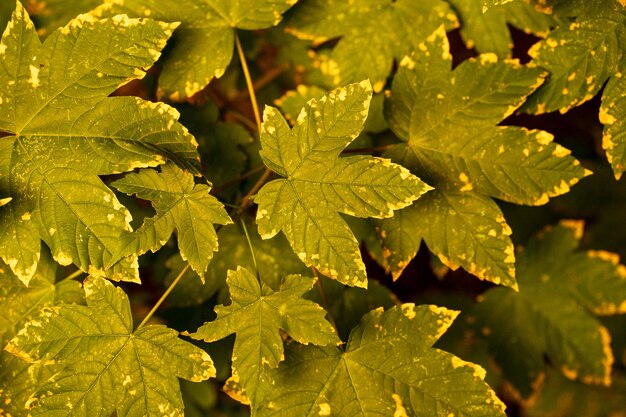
[449,0,555,57]
[111,162,231,278]
[192,267,339,408]
[376,26,587,287]
[257,304,507,417]
[518,1,626,178]
[255,81,431,287]
[94,0,299,101]
[0,3,201,286]
[470,221,626,396]
[5,276,215,417]
[284,0,459,92]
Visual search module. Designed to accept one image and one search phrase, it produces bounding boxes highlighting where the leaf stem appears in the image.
[235,33,262,133]
[59,269,84,283]
[240,218,259,278]
[137,264,190,330]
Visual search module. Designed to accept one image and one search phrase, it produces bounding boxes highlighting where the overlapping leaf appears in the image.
[112,162,231,278]
[5,276,215,417]
[449,0,555,57]
[95,0,299,101]
[192,267,339,408]
[519,1,626,177]
[0,249,83,347]
[166,222,309,307]
[376,26,587,286]
[0,3,201,285]
[257,304,507,417]
[255,81,431,287]
[285,0,458,91]
[470,221,626,397]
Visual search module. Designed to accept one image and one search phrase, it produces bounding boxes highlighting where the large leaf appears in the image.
[285,0,458,91]
[0,3,200,285]
[112,162,231,278]
[377,26,587,287]
[192,267,339,408]
[449,0,555,57]
[257,304,507,417]
[470,221,626,397]
[255,81,431,287]
[95,0,299,101]
[5,276,215,417]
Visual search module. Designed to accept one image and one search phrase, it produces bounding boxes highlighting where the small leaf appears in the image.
[192,267,339,408]
[258,304,507,417]
[450,0,555,57]
[255,81,431,287]
[522,1,625,115]
[5,276,215,417]
[112,162,232,278]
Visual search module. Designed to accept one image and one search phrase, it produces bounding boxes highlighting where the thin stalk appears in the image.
[137,264,190,330]
[60,269,84,283]
[213,164,265,195]
[233,32,272,217]
[241,218,260,280]
[235,33,262,132]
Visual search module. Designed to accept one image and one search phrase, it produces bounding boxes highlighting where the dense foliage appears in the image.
[1,0,626,416]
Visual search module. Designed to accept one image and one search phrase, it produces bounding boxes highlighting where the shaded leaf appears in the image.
[256,81,430,287]
[258,304,507,417]
[450,0,555,57]
[192,267,339,407]
[95,0,299,100]
[471,221,626,396]
[285,0,458,91]
[5,276,215,417]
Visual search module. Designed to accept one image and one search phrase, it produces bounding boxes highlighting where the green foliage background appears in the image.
[1,0,626,416]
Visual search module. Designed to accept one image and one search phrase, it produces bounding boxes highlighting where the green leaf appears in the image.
[257,304,507,417]
[471,221,626,396]
[112,162,232,278]
[192,267,339,407]
[378,26,587,287]
[601,71,626,178]
[520,0,626,179]
[450,0,555,57]
[0,249,83,347]
[481,0,516,11]
[524,370,626,417]
[522,1,625,115]
[0,3,200,285]
[285,0,458,91]
[255,81,431,287]
[95,0,299,101]
[5,276,215,417]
